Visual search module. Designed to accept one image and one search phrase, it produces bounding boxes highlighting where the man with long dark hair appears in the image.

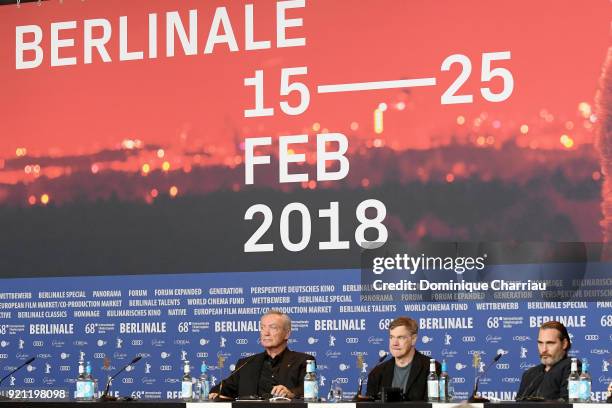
[516,321,577,401]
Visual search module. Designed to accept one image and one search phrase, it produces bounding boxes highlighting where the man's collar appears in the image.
[265,346,289,360]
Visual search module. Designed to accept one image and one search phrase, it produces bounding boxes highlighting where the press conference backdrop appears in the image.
[0,0,611,401]
[0,271,611,401]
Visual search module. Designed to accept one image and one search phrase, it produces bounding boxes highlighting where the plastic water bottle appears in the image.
[75,358,87,401]
[427,359,439,402]
[181,360,193,401]
[197,362,211,401]
[578,359,591,402]
[83,361,95,401]
[303,360,318,402]
[568,358,580,402]
[439,359,450,402]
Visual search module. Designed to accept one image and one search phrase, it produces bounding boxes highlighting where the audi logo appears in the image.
[32,341,44,347]
[0,354,7,359]
[235,339,248,345]
[196,352,209,358]
[60,366,71,371]
[421,350,432,356]
[496,363,510,369]
[462,336,476,342]
[165,378,179,383]
[336,378,349,384]
[24,378,35,384]
[131,340,144,346]
[94,353,105,359]
[584,335,599,341]
[345,338,359,344]
[159,365,173,371]
[452,377,466,383]
[122,378,134,384]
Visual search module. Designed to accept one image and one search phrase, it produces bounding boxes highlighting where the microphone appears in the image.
[469,352,503,403]
[0,357,35,400]
[516,371,546,401]
[215,354,257,400]
[0,357,35,386]
[100,356,142,401]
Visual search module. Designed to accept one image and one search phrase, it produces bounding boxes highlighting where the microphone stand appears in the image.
[99,356,142,402]
[214,354,257,401]
[0,357,36,401]
[468,353,502,403]
[353,353,389,401]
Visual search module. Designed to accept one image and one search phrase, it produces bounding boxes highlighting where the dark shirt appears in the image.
[391,363,412,390]
[257,348,287,397]
[210,348,314,399]
[516,356,577,401]
[366,350,440,401]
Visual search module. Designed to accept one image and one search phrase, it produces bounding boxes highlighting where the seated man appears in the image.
[209,310,314,400]
[516,320,577,401]
[366,316,439,401]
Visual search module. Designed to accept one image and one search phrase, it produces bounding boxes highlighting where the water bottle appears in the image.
[578,359,591,402]
[303,360,318,402]
[568,358,580,402]
[75,358,87,401]
[427,359,439,402]
[83,361,95,401]
[439,359,450,402]
[198,362,211,401]
[181,360,193,401]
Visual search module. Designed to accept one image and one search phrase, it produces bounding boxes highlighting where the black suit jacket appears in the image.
[210,348,314,399]
[366,351,440,401]
[516,356,577,401]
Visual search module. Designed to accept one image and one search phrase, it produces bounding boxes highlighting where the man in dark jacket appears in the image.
[516,320,576,401]
[209,310,314,400]
[366,316,439,401]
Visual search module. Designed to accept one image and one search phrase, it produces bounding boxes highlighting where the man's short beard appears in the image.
[540,353,564,366]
